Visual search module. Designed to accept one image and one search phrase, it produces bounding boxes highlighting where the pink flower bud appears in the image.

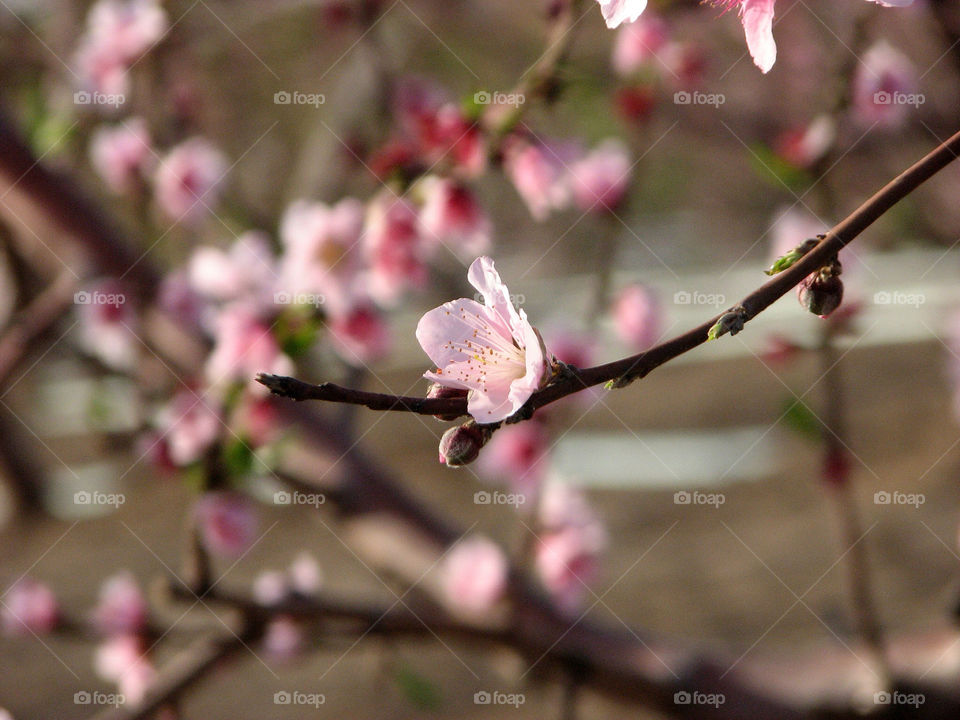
[612,15,669,77]
[503,136,574,221]
[1,578,58,636]
[439,422,487,467]
[535,526,603,613]
[93,572,148,636]
[154,137,228,225]
[852,41,918,129]
[568,139,631,213]
[262,616,303,661]
[612,284,660,351]
[288,553,323,596]
[441,536,508,614]
[253,570,289,606]
[194,491,258,558]
[774,115,836,169]
[426,383,468,421]
[798,271,843,318]
[156,390,221,467]
[418,176,491,259]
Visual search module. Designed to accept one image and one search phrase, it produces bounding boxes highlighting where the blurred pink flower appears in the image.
[546,327,597,370]
[89,118,154,194]
[774,115,836,168]
[612,15,669,76]
[93,572,148,636]
[441,536,508,614]
[188,232,278,311]
[154,137,228,224]
[768,206,827,262]
[263,616,303,661]
[568,139,632,213]
[852,40,918,128]
[231,395,281,448]
[157,270,205,333]
[253,570,290,605]
[279,198,365,315]
[418,104,487,178]
[418,176,491,259]
[479,421,551,497]
[84,0,167,63]
[95,634,156,704]
[503,137,574,221]
[364,194,427,306]
[194,491,258,558]
[612,284,661,351]
[328,303,392,366]
[157,389,221,466]
[289,552,323,595]
[417,256,549,423]
[205,305,293,392]
[74,40,129,97]
[76,278,139,371]
[1,578,58,636]
[597,0,648,28]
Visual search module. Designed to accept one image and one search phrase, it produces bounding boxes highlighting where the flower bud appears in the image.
[426,383,468,421]
[438,422,487,467]
[798,272,843,318]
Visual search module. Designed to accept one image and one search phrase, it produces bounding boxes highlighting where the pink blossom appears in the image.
[417,104,487,178]
[545,327,597,371]
[194,491,258,558]
[612,284,661,351]
[156,389,221,466]
[76,278,139,371]
[262,616,303,661]
[154,137,228,225]
[118,657,157,704]
[230,395,281,448]
[74,41,129,97]
[852,41,918,128]
[89,118,154,193]
[503,137,574,221]
[441,536,508,614]
[1,578,58,636]
[596,0,648,28]
[417,257,549,423]
[253,570,290,606]
[479,421,550,497]
[535,526,603,613]
[188,232,278,311]
[93,572,148,636]
[417,176,491,259]
[328,303,392,366]
[85,0,167,63]
[289,552,323,595]
[205,305,293,392]
[612,15,669,76]
[279,198,365,315]
[364,194,427,306]
[157,270,205,333]
[568,139,632,213]
[95,634,156,704]
[774,115,836,168]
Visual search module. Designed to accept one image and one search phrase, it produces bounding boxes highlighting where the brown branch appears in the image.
[257,126,960,423]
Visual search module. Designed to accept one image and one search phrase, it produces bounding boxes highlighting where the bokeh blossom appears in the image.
[441,535,508,614]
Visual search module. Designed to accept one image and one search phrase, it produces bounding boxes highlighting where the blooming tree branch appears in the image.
[258,125,960,423]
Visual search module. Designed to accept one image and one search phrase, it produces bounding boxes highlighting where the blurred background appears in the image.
[2,0,960,718]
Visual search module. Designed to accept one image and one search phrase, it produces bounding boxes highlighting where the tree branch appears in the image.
[258,126,960,422]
